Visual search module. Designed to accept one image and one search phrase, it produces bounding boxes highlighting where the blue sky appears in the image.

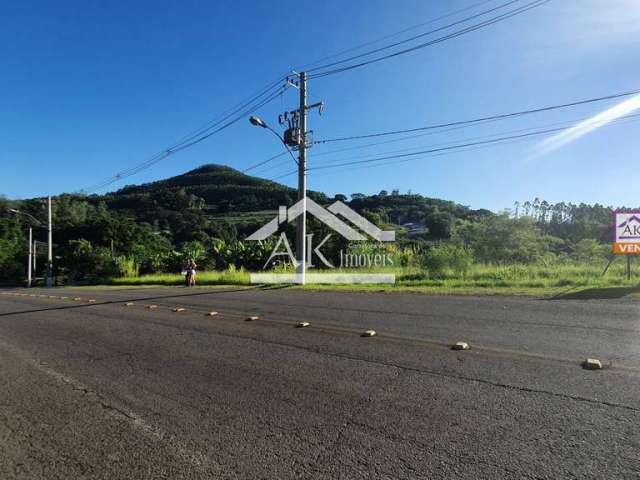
[1,0,639,211]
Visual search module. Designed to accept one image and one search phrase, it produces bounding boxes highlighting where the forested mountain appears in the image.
[105,164,327,215]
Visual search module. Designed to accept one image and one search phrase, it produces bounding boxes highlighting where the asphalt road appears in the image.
[0,286,639,479]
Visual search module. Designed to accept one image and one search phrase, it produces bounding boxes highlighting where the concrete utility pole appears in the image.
[296,72,308,285]
[249,72,322,285]
[27,226,32,288]
[46,195,53,288]
[8,208,42,287]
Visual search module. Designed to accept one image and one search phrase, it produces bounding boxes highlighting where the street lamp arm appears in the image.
[264,126,299,167]
[8,209,43,226]
[249,115,299,167]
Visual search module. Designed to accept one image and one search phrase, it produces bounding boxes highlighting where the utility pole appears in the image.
[250,71,322,285]
[27,226,32,288]
[296,72,308,285]
[8,208,41,288]
[46,195,53,288]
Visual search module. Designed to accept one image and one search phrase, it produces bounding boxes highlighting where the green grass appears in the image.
[207,210,276,224]
[298,262,639,298]
[102,261,639,299]
[105,269,250,286]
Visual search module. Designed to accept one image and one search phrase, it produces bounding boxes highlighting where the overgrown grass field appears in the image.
[106,260,639,298]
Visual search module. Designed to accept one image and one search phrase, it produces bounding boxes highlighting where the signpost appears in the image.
[611,212,640,279]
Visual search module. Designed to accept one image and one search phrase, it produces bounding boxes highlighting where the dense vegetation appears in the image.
[0,164,636,288]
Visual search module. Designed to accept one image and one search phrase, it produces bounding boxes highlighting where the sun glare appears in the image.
[531,93,640,159]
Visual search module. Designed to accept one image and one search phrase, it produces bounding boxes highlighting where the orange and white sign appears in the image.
[613,212,640,255]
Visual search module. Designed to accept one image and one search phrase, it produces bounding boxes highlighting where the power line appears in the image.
[296,0,498,71]
[245,1,551,175]
[105,80,284,179]
[309,0,551,79]
[248,88,640,176]
[87,84,286,191]
[309,120,639,172]
[266,112,640,181]
[84,1,520,190]
[242,151,289,174]
[313,88,640,144]
[307,0,522,74]
[311,111,640,168]
[99,0,548,188]
[250,116,516,176]
[84,80,289,192]
[79,0,552,193]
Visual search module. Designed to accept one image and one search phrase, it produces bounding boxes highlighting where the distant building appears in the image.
[401,222,429,238]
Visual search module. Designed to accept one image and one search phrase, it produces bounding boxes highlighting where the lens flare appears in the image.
[531,93,640,158]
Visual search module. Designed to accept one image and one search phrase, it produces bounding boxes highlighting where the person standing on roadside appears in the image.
[187,258,197,287]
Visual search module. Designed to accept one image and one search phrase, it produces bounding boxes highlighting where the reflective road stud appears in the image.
[361,330,377,337]
[88,299,96,303]
[124,302,134,307]
[246,316,260,322]
[206,311,219,316]
[173,307,185,312]
[452,341,470,351]
[583,358,603,370]
[73,297,82,301]
[147,305,158,309]
[296,322,310,328]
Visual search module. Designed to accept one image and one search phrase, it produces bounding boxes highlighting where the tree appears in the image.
[0,218,24,281]
[454,214,562,264]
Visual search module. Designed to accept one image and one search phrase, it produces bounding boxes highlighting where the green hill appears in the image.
[104,164,327,216]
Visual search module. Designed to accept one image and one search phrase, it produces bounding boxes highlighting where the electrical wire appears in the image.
[309,119,640,172]
[313,88,640,144]
[296,0,498,71]
[241,0,552,175]
[78,0,553,192]
[311,111,640,168]
[307,0,522,74]
[84,80,289,192]
[266,112,640,181]
[246,88,640,176]
[242,151,290,174]
[309,0,551,79]
[87,85,286,191]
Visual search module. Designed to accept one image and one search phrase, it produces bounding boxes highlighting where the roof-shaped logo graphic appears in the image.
[246,197,395,242]
[618,215,640,228]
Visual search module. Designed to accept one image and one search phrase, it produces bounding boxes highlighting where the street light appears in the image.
[249,116,267,128]
[8,198,53,288]
[249,115,305,284]
[8,208,41,226]
[8,209,42,288]
[249,116,299,166]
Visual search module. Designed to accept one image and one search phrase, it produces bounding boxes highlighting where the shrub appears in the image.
[454,214,563,264]
[116,256,139,277]
[66,239,119,280]
[420,244,474,278]
[571,239,609,263]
